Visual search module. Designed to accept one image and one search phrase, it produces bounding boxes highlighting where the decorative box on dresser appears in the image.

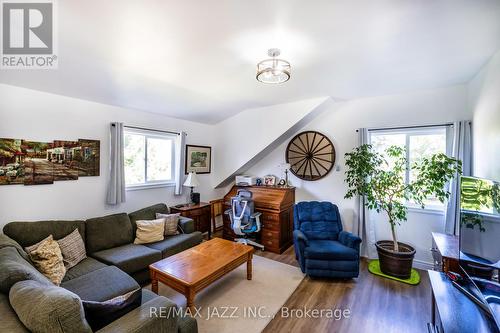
[222,185,295,254]
[170,202,212,239]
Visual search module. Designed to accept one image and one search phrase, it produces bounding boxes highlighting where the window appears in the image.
[369,126,449,210]
[124,128,175,189]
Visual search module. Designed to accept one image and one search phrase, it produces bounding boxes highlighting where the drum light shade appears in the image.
[256,48,291,84]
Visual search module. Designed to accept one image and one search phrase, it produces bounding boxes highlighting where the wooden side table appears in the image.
[431,232,459,273]
[170,202,212,239]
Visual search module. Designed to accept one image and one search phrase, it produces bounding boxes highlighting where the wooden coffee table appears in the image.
[149,238,254,311]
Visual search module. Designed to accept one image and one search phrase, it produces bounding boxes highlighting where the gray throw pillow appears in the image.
[57,229,87,269]
[9,280,92,333]
[156,213,181,236]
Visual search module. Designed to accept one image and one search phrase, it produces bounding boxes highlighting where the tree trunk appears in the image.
[390,221,399,252]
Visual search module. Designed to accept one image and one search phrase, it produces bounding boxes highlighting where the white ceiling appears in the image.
[1,0,500,123]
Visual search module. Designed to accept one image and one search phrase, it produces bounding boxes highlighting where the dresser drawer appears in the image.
[183,207,208,217]
[261,213,279,221]
[262,238,279,251]
[261,229,279,240]
[261,217,280,231]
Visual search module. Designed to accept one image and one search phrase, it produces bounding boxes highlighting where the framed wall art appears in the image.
[0,137,100,186]
[185,145,211,174]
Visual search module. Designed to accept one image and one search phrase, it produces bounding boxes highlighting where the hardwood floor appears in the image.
[211,231,431,333]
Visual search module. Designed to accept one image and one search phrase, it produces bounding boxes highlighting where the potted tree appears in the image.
[344,144,462,279]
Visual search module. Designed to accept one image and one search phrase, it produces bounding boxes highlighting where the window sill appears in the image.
[126,183,175,191]
[406,205,445,216]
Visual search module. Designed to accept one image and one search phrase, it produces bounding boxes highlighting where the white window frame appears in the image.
[124,128,176,190]
[368,125,452,213]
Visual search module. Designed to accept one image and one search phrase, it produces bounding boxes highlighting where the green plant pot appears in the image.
[375,240,416,280]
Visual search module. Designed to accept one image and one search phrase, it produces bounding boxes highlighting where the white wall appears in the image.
[212,97,331,188]
[0,82,476,267]
[246,85,472,266]
[469,50,500,181]
[0,84,219,229]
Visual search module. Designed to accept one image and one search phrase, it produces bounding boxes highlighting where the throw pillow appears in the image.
[24,235,52,253]
[9,279,92,333]
[56,229,87,269]
[156,213,181,236]
[26,237,66,285]
[134,218,165,244]
[82,288,142,331]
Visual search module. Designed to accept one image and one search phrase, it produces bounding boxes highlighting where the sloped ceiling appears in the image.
[213,97,334,188]
[1,0,500,123]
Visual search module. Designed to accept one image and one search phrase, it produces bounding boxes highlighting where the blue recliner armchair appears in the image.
[293,201,362,278]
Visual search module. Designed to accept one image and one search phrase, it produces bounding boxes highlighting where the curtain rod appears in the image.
[356,123,455,133]
[112,124,182,136]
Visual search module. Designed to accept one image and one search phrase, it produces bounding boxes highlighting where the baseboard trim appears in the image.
[361,256,434,271]
[412,259,434,271]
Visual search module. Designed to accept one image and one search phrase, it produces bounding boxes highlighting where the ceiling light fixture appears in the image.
[256,48,291,84]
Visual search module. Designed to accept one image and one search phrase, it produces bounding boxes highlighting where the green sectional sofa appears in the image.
[0,203,203,333]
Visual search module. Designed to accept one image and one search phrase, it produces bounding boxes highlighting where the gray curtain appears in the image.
[106,122,126,205]
[356,128,377,258]
[444,120,473,235]
[174,131,187,196]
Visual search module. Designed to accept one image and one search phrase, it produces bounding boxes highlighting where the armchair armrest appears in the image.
[178,217,195,234]
[338,231,362,252]
[293,230,309,246]
[97,296,180,333]
[293,230,309,273]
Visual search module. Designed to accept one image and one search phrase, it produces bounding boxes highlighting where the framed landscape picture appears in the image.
[185,145,211,174]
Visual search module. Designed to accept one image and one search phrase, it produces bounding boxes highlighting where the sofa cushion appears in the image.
[0,292,29,333]
[140,288,158,304]
[90,243,162,274]
[3,220,86,248]
[9,280,92,333]
[144,232,203,257]
[129,203,169,232]
[304,240,359,261]
[0,247,51,294]
[0,234,31,263]
[86,213,133,253]
[178,313,199,333]
[62,266,140,302]
[62,257,108,282]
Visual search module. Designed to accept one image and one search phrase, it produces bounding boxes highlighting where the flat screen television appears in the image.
[457,176,500,330]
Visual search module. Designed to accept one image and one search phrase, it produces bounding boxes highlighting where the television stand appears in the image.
[428,270,498,332]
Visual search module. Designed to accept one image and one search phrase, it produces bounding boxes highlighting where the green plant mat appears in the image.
[368,260,420,285]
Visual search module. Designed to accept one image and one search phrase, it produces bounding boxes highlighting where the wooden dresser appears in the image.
[222,185,296,254]
[170,202,212,239]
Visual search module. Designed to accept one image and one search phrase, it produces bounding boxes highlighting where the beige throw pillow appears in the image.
[134,218,165,244]
[156,213,181,236]
[57,229,87,269]
[26,236,66,286]
[24,235,52,253]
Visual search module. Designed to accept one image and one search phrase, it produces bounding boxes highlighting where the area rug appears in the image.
[368,260,421,285]
[146,255,304,333]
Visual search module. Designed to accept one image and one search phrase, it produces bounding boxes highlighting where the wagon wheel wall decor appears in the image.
[285,131,336,181]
